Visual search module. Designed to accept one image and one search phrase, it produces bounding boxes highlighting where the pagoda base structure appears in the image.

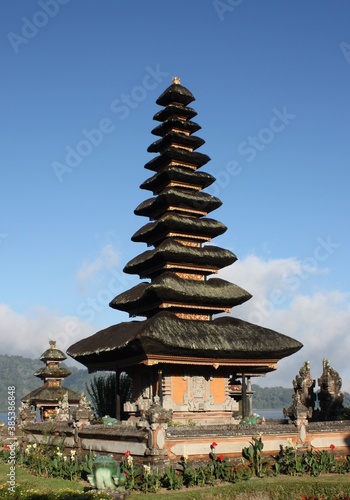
[124,366,240,425]
[68,312,295,426]
[120,362,260,424]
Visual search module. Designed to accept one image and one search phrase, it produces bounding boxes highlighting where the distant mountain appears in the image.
[0,353,96,412]
[1,354,349,412]
[252,384,295,409]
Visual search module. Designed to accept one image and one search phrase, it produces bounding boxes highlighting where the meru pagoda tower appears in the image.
[68,78,302,424]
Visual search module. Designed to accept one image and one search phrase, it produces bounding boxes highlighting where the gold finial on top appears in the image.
[49,340,56,349]
[172,76,181,85]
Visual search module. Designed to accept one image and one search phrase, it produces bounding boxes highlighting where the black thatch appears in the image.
[156,82,195,107]
[140,166,215,193]
[34,366,72,379]
[109,271,251,315]
[124,239,237,277]
[151,118,201,137]
[22,386,81,404]
[145,147,210,172]
[40,347,67,361]
[67,80,303,375]
[67,311,303,367]
[153,104,197,122]
[147,132,205,153]
[131,213,227,244]
[134,187,222,218]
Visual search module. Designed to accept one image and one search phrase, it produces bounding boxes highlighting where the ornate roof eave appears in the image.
[124,240,237,277]
[140,166,215,194]
[67,311,303,370]
[131,213,228,245]
[147,132,205,153]
[153,103,197,123]
[40,344,67,362]
[65,354,278,376]
[156,81,195,107]
[151,118,201,137]
[21,386,81,404]
[134,188,222,218]
[34,367,72,379]
[109,272,251,315]
[144,147,210,172]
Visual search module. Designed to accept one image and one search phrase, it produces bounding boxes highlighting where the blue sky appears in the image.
[1,1,350,390]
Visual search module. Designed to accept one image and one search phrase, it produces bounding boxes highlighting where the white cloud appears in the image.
[2,252,350,397]
[76,244,120,286]
[0,304,95,363]
[219,255,350,392]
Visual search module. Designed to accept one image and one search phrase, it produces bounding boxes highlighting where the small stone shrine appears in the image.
[318,358,344,421]
[284,360,316,422]
[284,359,345,423]
[72,392,95,424]
[68,78,302,424]
[21,340,81,421]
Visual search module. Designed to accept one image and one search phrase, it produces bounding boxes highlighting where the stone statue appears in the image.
[283,392,312,423]
[73,391,94,424]
[317,359,344,421]
[57,392,70,421]
[87,455,127,492]
[18,400,36,425]
[292,360,316,413]
[283,361,315,423]
[141,395,172,424]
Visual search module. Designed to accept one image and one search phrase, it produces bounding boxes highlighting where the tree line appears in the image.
[0,354,349,414]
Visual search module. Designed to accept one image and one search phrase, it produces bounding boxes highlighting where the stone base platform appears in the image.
[20,418,350,463]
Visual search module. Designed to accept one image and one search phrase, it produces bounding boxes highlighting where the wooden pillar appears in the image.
[242,374,247,418]
[115,370,121,421]
[158,368,163,405]
[247,376,253,416]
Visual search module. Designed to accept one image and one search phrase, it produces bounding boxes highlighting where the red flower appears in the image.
[330,444,335,450]
[4,445,11,450]
[211,442,218,448]
[124,472,128,477]
[124,450,131,457]
[218,454,224,461]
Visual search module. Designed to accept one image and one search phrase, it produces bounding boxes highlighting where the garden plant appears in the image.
[1,431,350,499]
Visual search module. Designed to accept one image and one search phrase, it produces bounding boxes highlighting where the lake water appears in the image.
[0,412,8,425]
[254,409,284,420]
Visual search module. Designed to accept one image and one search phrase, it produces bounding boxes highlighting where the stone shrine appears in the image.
[284,359,345,423]
[318,358,344,421]
[21,340,81,421]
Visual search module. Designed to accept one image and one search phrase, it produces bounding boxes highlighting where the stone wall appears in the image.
[21,419,350,463]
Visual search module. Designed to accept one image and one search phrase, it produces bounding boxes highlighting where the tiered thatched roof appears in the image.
[22,341,81,406]
[67,79,302,373]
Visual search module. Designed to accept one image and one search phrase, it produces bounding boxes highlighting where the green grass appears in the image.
[0,463,86,498]
[1,464,350,499]
[0,463,84,490]
[136,475,350,499]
